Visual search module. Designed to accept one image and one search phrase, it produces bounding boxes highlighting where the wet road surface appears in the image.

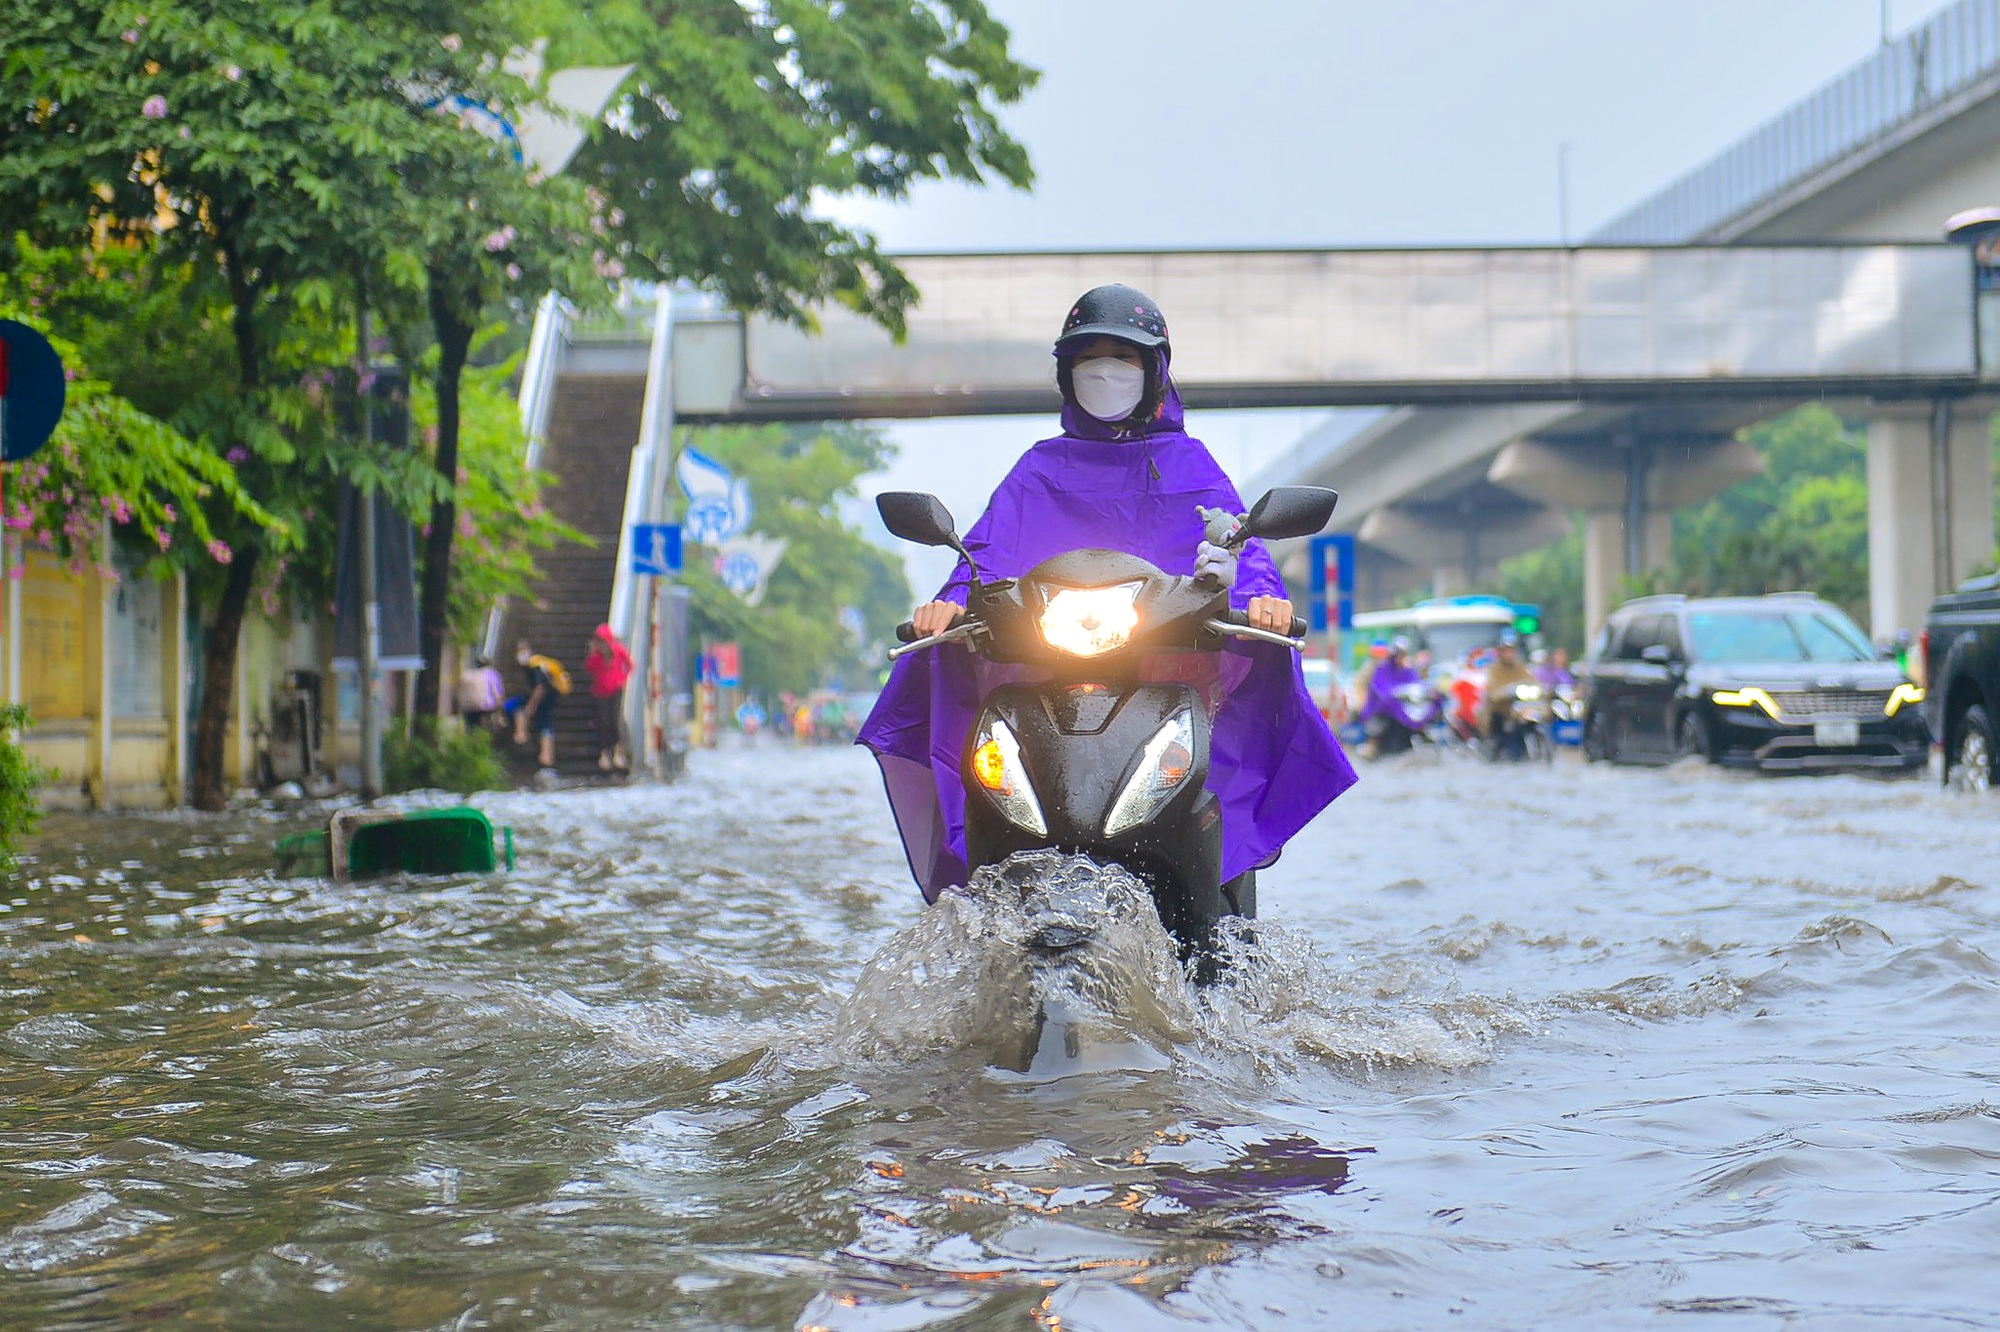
[5,746,2000,1329]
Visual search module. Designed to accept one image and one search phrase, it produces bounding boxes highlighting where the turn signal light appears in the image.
[1157,741,1192,789]
[1885,682,1925,717]
[972,738,1010,793]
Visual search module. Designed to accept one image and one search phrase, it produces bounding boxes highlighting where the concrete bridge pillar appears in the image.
[1866,405,1995,643]
[1580,509,1673,644]
[1489,436,1762,643]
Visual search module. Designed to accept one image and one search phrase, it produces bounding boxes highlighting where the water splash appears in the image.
[834,851,1528,1079]
[833,852,1191,1074]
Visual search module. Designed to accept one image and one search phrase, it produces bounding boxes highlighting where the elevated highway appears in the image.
[1262,0,2000,641]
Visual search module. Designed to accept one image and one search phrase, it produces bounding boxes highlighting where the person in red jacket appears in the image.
[584,624,633,772]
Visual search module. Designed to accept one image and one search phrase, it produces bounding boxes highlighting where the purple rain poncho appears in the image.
[857,379,1357,902]
[1359,659,1440,733]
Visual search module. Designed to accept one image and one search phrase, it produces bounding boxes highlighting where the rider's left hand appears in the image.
[1247,595,1292,633]
[1195,540,1238,586]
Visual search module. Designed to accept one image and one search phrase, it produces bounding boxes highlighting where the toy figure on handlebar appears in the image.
[857,284,1356,961]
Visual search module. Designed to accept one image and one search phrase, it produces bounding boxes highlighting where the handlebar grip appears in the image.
[1219,608,1310,639]
[895,621,919,643]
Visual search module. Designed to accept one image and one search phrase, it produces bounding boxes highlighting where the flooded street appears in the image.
[7,745,2000,1329]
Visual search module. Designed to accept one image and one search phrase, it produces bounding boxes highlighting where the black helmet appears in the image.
[1054,284,1171,428]
[1055,283,1170,354]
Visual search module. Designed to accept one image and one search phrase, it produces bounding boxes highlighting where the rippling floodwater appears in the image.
[7,746,2000,1329]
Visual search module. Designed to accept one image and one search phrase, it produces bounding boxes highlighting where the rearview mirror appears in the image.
[876,491,961,549]
[1640,643,1677,667]
[1240,486,1339,543]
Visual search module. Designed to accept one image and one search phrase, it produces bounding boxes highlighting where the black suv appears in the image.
[1583,593,1926,771]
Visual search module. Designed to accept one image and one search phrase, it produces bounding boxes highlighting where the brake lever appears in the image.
[1204,618,1307,652]
[887,620,983,661]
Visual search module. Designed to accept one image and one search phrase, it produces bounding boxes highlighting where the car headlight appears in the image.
[1712,687,1779,718]
[1514,684,1545,701]
[970,717,1046,835]
[1104,710,1196,838]
[1038,582,1142,658]
[1885,682,1925,717]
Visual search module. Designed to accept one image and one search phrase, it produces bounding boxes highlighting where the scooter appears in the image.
[877,485,1338,971]
[1483,682,1554,763]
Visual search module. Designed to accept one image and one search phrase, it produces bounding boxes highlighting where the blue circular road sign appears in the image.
[0,319,67,463]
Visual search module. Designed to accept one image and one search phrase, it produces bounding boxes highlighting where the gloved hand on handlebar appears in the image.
[1195,540,1238,587]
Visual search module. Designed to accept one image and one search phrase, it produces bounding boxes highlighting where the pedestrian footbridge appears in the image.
[609,245,1983,422]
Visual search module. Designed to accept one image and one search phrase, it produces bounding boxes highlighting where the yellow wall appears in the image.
[7,548,326,807]
[20,554,90,721]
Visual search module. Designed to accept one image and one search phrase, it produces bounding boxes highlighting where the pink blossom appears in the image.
[207,539,232,564]
[441,32,461,52]
[154,528,172,551]
[177,125,190,140]
[224,64,241,81]
[505,263,521,281]
[141,94,167,119]
[226,447,247,463]
[161,503,175,522]
[122,29,139,42]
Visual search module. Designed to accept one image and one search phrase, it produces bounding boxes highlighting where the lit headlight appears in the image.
[1712,687,1779,718]
[1513,684,1545,701]
[970,717,1046,835]
[1104,710,1196,838]
[1038,582,1142,658]
[1885,682,1925,716]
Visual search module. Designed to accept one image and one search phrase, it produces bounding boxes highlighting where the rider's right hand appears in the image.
[912,601,965,637]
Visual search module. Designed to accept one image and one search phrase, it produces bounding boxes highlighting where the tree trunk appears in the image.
[413,277,477,728]
[191,235,265,809]
[191,549,261,811]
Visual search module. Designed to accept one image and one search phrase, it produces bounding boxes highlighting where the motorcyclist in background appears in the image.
[1359,637,1439,758]
[859,283,1356,909]
[1533,646,1576,691]
[1478,631,1539,758]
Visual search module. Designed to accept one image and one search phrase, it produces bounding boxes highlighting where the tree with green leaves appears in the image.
[0,0,558,807]
[561,0,1037,334]
[677,422,910,698]
[0,241,281,575]
[401,0,1037,721]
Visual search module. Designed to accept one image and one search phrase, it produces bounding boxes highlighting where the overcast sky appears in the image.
[831,0,1934,593]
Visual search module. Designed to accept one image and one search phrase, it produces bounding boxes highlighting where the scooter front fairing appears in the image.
[963,679,1226,960]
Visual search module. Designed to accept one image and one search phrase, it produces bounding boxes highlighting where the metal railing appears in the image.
[1594,0,2000,243]
[484,291,570,659]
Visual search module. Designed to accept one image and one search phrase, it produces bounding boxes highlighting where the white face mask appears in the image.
[1071,356,1146,422]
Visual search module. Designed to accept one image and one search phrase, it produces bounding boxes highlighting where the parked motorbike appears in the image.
[877,485,1338,976]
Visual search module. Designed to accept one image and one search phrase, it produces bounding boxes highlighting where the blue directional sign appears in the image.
[1308,533,1356,633]
[630,523,682,576]
[0,319,67,463]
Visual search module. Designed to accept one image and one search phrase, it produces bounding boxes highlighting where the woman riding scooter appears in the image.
[1359,638,1440,757]
[857,284,1356,924]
